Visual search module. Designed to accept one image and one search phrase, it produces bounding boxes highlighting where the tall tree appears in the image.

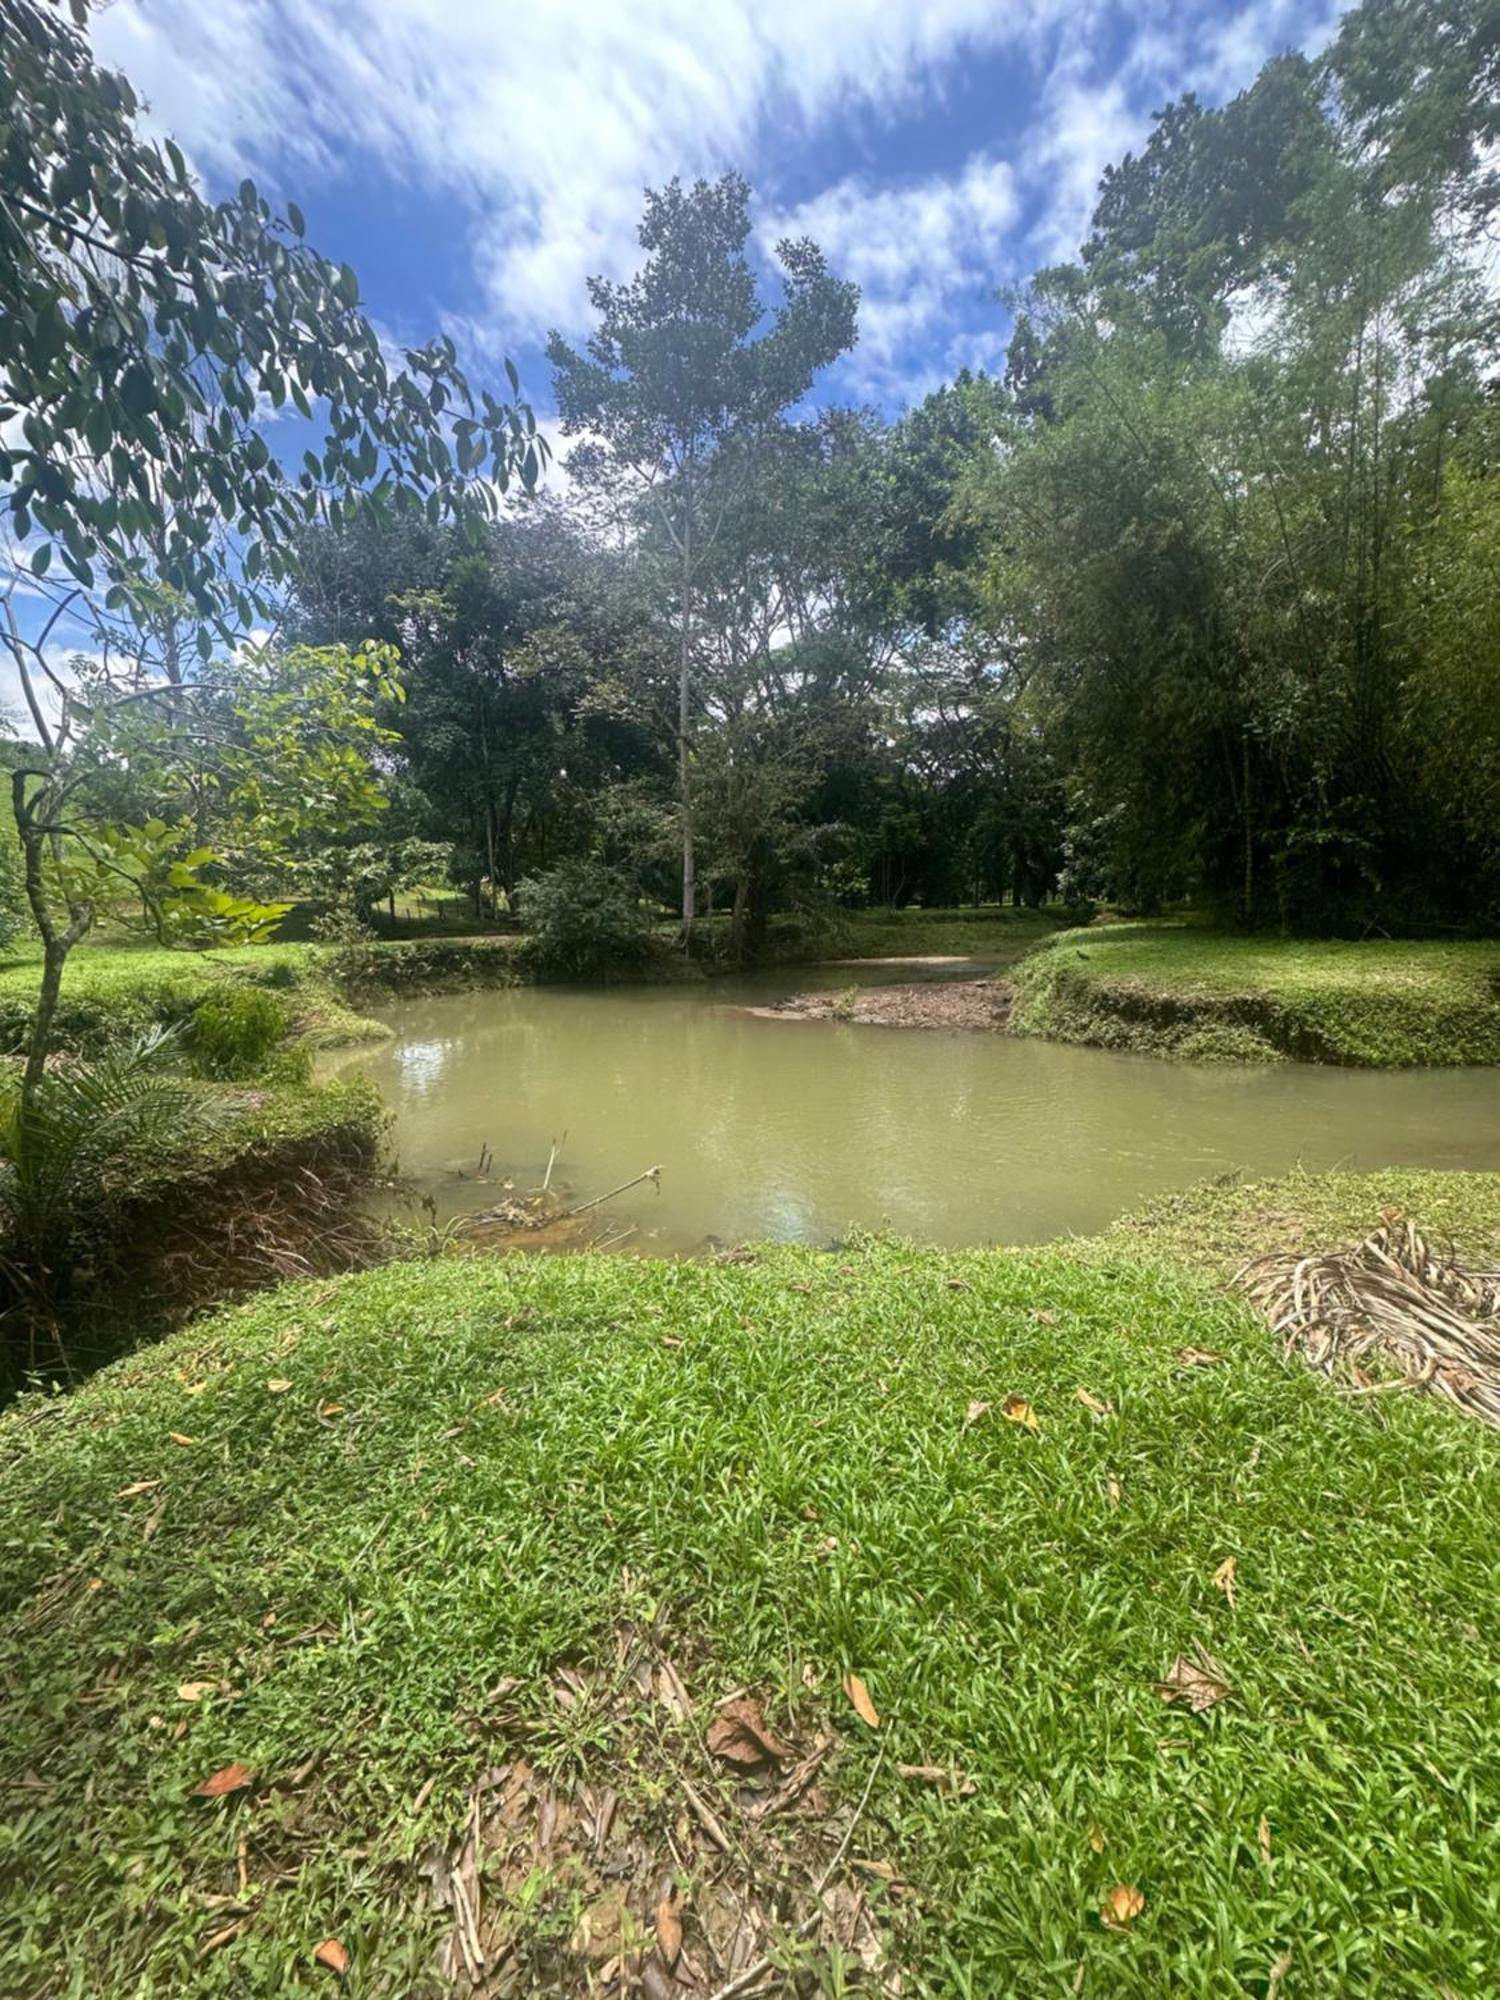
[547,174,857,932]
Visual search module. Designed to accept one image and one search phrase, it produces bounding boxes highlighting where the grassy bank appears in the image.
[1010,923,1500,1066]
[5,1172,1500,1995]
[695,903,1060,967]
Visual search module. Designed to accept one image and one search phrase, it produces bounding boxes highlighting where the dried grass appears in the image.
[1239,1216,1500,1426]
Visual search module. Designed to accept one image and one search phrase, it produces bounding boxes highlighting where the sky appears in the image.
[6,0,1347,712]
[89,0,1348,434]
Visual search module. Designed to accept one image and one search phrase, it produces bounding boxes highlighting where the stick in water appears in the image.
[566,1166,662,1217]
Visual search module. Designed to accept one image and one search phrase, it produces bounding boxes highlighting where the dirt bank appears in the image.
[750,977,1015,1030]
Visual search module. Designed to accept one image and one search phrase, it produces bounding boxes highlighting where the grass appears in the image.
[5,1181,1500,1995]
[1010,922,1500,1067]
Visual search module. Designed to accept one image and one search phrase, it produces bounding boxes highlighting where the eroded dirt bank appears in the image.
[749,977,1015,1031]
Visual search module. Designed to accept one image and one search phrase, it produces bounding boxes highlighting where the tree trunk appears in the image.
[23,937,67,1103]
[679,523,695,936]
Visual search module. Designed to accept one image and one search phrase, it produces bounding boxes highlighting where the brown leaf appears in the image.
[1106,1475,1123,1506]
[192,1762,255,1799]
[896,1761,975,1795]
[177,1681,215,1703]
[116,1479,161,1498]
[1101,1883,1145,1929]
[961,1399,990,1431]
[317,1402,343,1420]
[1175,1346,1223,1368]
[1074,1387,1114,1416]
[201,1916,253,1953]
[706,1695,794,1770]
[313,1938,350,1976]
[654,1890,683,1968]
[1033,1308,1059,1325]
[1087,1824,1106,1853]
[168,1432,196,1447]
[266,1379,292,1394]
[850,1856,900,1882]
[1213,1556,1238,1607]
[844,1672,880,1728]
[945,1278,971,1291]
[1001,1393,1039,1432]
[1155,1651,1231,1713]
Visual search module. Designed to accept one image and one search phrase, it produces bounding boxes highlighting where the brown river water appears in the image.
[328,958,1500,1252]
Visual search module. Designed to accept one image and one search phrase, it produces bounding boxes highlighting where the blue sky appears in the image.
[91,0,1345,444]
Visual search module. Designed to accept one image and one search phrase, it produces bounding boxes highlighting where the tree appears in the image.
[0,0,540,644]
[547,174,857,933]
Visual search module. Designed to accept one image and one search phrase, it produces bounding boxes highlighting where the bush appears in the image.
[515,862,657,982]
[189,987,293,1080]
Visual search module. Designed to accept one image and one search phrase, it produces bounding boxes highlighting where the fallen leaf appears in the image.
[1074,1387,1114,1416]
[261,1610,277,1630]
[1087,1824,1106,1853]
[1033,1308,1059,1325]
[1106,1475,1123,1506]
[961,1399,990,1431]
[1266,1946,1293,1997]
[201,1917,253,1953]
[896,1761,976,1795]
[945,1278,971,1292]
[317,1402,343,1419]
[266,1378,291,1394]
[844,1672,880,1728]
[86,1577,104,1591]
[1213,1556,1238,1606]
[191,1762,255,1799]
[168,1432,196,1447]
[313,1938,350,1976]
[850,1856,900,1883]
[1258,1814,1273,1871]
[1175,1346,1223,1368]
[706,1695,795,1771]
[177,1681,215,1703]
[1101,1883,1145,1929]
[1001,1393,1040,1432]
[1155,1651,1231,1713]
[116,1479,161,1498]
[654,1891,683,1968]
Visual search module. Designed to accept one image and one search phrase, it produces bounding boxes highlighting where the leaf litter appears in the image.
[423,1628,904,1995]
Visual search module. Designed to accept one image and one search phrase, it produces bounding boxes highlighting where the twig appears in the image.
[705,1746,887,2000]
[567,1165,661,1217]
[681,1777,733,1853]
[542,1131,565,1194]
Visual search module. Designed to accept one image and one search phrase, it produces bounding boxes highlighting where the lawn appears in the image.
[4,1176,1500,1994]
[1009,923,1500,1066]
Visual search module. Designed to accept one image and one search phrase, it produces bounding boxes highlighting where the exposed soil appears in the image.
[750,978,1015,1032]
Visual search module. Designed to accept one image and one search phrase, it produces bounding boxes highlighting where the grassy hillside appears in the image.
[1010,923,1500,1066]
[5,1181,1500,1994]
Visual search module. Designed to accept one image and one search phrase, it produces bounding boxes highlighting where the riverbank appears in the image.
[4,1167,1498,1995]
[1010,924,1500,1066]
[753,974,1014,1030]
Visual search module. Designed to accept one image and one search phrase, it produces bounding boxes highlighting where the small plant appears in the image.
[189,987,293,1081]
[830,984,861,1020]
[516,862,656,982]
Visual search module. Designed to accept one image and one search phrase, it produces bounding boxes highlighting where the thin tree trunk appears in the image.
[679,519,695,935]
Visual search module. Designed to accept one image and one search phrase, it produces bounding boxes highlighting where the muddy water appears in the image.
[340,961,1500,1251]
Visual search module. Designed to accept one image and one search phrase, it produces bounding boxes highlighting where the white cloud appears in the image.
[764,155,1020,382]
[89,0,1071,352]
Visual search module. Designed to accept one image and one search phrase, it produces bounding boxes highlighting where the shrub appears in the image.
[189,986,292,1080]
[515,862,657,982]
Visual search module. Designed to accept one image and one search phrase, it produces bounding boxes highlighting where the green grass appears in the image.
[1010,923,1500,1066]
[5,1203,1500,1995]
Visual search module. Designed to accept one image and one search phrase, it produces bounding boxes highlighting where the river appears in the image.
[334,958,1500,1251]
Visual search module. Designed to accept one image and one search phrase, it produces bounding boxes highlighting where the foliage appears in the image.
[0,0,537,637]
[187,986,292,1082]
[0,1025,222,1314]
[515,860,658,982]
[5,1217,1500,1988]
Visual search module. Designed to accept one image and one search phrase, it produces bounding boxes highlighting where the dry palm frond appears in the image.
[1238,1217,1500,1428]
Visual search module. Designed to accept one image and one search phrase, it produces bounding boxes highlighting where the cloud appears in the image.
[763,155,1020,388]
[89,0,1071,352]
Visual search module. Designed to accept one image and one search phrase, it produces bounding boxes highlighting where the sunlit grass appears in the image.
[1011,923,1500,1066]
[4,1219,1499,1993]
